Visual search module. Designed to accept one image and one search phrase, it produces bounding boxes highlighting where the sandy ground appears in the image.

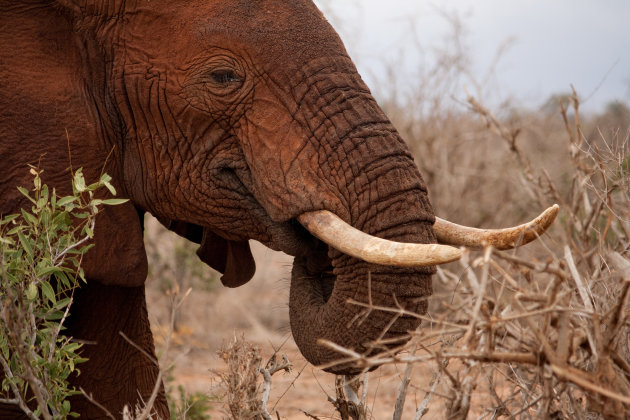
[144,227,457,419]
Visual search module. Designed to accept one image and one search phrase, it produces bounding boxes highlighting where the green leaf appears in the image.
[50,187,57,208]
[0,236,13,245]
[103,181,117,195]
[52,211,71,228]
[26,282,38,300]
[45,311,65,321]
[55,271,71,288]
[54,297,72,310]
[41,184,49,203]
[17,186,36,204]
[56,196,77,208]
[73,170,87,193]
[7,225,21,235]
[36,197,47,210]
[20,208,38,226]
[101,198,129,206]
[86,181,102,191]
[0,335,9,361]
[63,342,82,353]
[1,214,19,225]
[17,230,33,258]
[41,281,56,304]
[78,244,94,254]
[36,265,61,278]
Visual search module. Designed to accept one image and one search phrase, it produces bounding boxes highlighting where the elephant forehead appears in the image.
[191,0,349,69]
[119,0,353,86]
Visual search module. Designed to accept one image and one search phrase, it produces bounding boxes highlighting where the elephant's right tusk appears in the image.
[434,204,559,250]
[297,210,463,267]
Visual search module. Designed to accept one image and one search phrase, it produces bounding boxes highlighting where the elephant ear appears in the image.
[164,221,256,288]
[0,0,147,287]
[81,201,148,287]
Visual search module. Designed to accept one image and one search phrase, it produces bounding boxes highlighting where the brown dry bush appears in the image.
[216,336,264,419]
[321,89,630,419]
[309,8,630,419]
[212,335,292,420]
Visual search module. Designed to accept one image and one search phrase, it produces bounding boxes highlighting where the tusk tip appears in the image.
[434,204,560,250]
[534,204,560,232]
[547,204,560,217]
[443,246,463,263]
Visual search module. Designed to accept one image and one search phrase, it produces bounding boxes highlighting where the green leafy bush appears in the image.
[0,167,126,419]
[167,383,212,420]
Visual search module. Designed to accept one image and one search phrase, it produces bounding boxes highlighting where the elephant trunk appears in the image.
[289,155,437,373]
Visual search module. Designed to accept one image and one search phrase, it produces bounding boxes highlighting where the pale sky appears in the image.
[314,0,630,113]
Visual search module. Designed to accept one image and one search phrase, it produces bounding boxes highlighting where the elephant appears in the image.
[0,0,557,418]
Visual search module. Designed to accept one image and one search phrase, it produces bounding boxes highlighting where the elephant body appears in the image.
[1,1,438,417]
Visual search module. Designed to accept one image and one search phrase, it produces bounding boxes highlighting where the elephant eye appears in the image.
[209,69,241,85]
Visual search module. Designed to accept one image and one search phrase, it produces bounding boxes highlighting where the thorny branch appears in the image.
[313,92,630,419]
[260,354,292,420]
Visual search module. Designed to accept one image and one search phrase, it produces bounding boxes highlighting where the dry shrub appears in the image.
[213,335,292,419]
[312,11,630,416]
[215,336,264,419]
[319,90,630,419]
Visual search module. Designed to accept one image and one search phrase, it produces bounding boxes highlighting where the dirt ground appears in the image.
[145,226,456,419]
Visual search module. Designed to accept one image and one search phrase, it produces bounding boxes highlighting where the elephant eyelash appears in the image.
[209,69,242,85]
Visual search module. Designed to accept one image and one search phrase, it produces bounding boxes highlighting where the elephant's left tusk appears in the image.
[434,204,559,250]
[297,210,463,267]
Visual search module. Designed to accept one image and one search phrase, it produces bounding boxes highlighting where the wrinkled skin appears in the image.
[0,0,436,418]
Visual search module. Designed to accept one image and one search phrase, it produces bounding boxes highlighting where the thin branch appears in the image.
[393,348,415,420]
[79,388,116,420]
[260,355,292,420]
[462,246,492,344]
[414,369,442,420]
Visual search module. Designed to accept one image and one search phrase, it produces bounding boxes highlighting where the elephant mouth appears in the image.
[291,235,336,300]
[284,205,560,303]
[284,209,466,304]
[287,206,560,373]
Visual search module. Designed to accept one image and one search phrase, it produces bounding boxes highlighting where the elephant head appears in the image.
[108,0,455,370]
[0,0,556,415]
